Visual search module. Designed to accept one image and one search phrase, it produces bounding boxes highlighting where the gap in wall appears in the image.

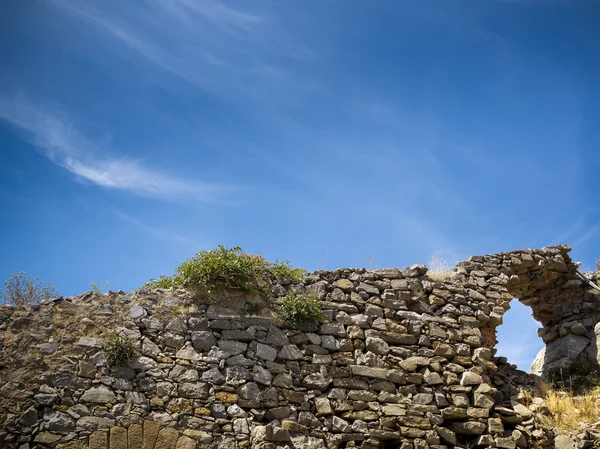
[495,300,544,371]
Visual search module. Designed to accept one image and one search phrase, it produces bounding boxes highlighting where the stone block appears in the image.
[155,427,180,449]
[175,435,197,449]
[89,431,109,449]
[128,424,143,449]
[143,420,161,449]
[110,427,128,449]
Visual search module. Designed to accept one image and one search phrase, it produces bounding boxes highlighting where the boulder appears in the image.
[534,334,591,378]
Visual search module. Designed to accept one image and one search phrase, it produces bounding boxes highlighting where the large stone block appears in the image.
[143,420,161,449]
[155,427,180,449]
[89,431,109,449]
[110,427,128,449]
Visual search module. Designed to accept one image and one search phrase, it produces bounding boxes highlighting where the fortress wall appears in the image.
[1,245,599,449]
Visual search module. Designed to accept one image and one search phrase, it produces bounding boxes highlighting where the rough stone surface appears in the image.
[109,427,128,449]
[155,427,179,449]
[142,420,160,449]
[1,244,599,449]
[88,431,108,449]
[127,424,143,449]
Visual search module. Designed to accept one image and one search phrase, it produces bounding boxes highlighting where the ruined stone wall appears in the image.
[1,245,599,449]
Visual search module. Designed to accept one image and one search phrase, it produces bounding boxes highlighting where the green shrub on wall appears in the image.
[102,332,137,366]
[145,245,306,297]
[278,292,324,326]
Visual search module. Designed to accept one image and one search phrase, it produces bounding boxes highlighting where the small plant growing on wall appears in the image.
[427,250,456,282]
[0,272,58,306]
[91,281,109,296]
[102,332,137,366]
[278,292,323,326]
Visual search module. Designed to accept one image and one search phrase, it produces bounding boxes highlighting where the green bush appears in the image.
[102,332,137,366]
[1,272,58,306]
[145,274,177,289]
[271,259,307,281]
[278,292,323,326]
[177,245,269,294]
[145,245,305,297]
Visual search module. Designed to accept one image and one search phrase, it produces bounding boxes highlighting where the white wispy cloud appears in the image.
[0,96,222,201]
[573,223,600,249]
[113,209,192,244]
[150,0,262,31]
[44,0,311,100]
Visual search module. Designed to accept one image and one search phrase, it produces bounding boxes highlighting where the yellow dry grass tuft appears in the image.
[544,385,600,433]
[427,250,456,282]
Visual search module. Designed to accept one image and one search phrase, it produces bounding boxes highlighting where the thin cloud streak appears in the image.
[150,0,262,31]
[113,209,192,244]
[573,223,600,249]
[0,96,223,201]
[48,0,192,84]
[45,0,310,101]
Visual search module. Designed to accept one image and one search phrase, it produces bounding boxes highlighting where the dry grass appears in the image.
[427,250,456,282]
[543,385,600,432]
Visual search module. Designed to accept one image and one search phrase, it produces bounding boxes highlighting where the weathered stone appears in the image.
[256,343,277,361]
[400,356,429,372]
[356,282,379,296]
[460,371,483,385]
[315,397,333,415]
[76,416,116,430]
[450,421,486,435]
[34,432,62,445]
[175,435,197,449]
[89,431,109,449]
[34,392,57,407]
[191,331,216,351]
[218,340,247,355]
[202,367,225,384]
[321,335,339,351]
[110,427,128,449]
[303,373,331,391]
[511,402,532,418]
[227,404,247,418]
[365,337,390,355]
[175,345,202,361]
[128,424,143,449]
[334,279,354,291]
[44,409,76,432]
[253,364,273,385]
[332,416,351,432]
[554,434,577,449]
[143,420,161,449]
[267,326,290,347]
[266,406,292,420]
[80,386,116,404]
[350,365,388,380]
[423,371,443,385]
[496,436,517,449]
[535,333,591,377]
[442,406,467,420]
[279,344,304,360]
[179,382,210,399]
[382,404,406,416]
[155,427,179,449]
[79,336,103,348]
[265,425,291,442]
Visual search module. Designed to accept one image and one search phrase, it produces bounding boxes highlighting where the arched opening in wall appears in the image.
[495,299,544,371]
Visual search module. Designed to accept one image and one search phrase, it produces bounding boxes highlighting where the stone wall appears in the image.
[1,245,599,449]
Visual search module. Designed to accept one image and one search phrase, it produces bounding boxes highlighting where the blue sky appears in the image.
[1,0,599,369]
